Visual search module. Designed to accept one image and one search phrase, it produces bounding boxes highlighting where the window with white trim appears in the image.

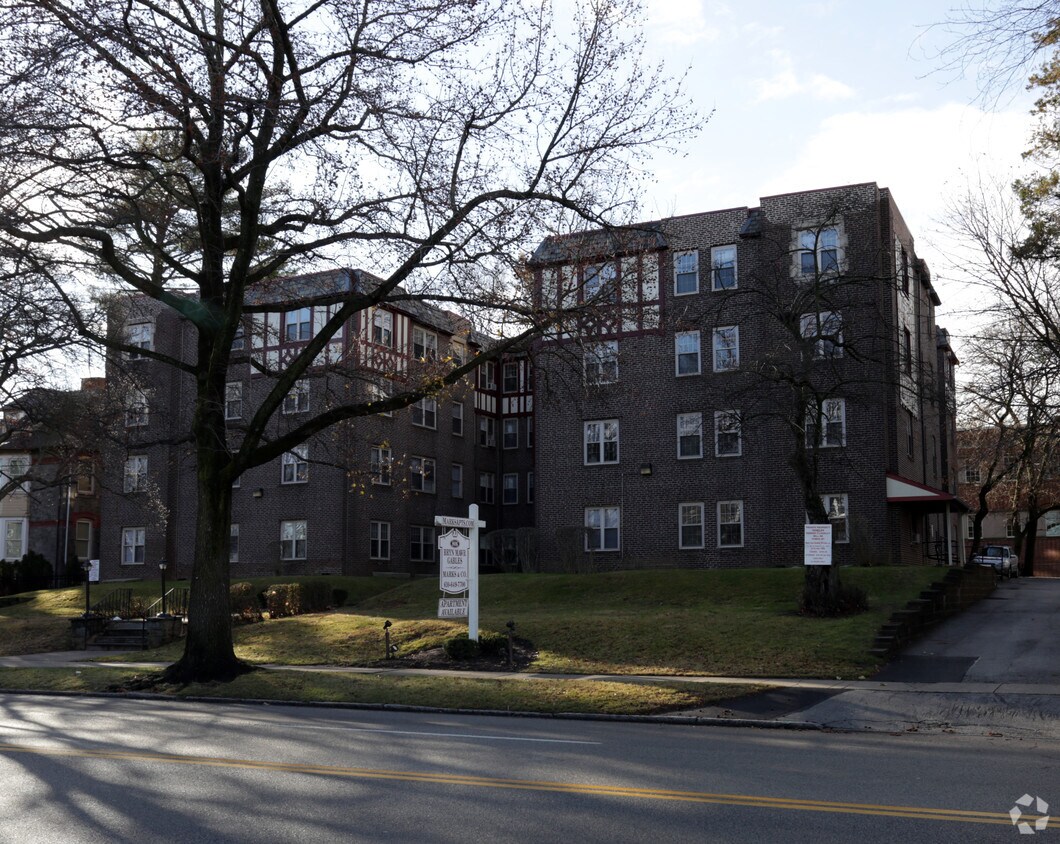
[799,227,839,276]
[451,464,463,498]
[714,411,742,457]
[412,327,438,360]
[478,471,495,504]
[125,388,149,427]
[125,323,154,358]
[679,502,704,549]
[370,446,391,485]
[123,455,148,493]
[230,523,239,563]
[584,262,616,301]
[502,418,518,450]
[76,462,95,495]
[0,518,27,561]
[673,251,699,295]
[965,519,975,540]
[711,245,737,290]
[677,413,703,459]
[807,399,846,448]
[121,526,146,565]
[283,380,310,414]
[280,520,307,560]
[503,473,519,505]
[718,501,743,547]
[584,340,619,385]
[477,415,495,447]
[370,521,390,560]
[285,307,311,342]
[821,493,849,543]
[480,361,496,390]
[281,444,309,484]
[451,402,464,436]
[800,311,843,358]
[675,331,701,376]
[503,362,520,393]
[585,506,620,551]
[584,419,619,465]
[368,380,392,417]
[713,326,739,371]
[225,382,243,420]
[75,519,92,560]
[372,310,393,346]
[411,397,437,429]
[408,456,436,493]
[410,525,434,562]
[0,455,30,494]
[450,341,466,367]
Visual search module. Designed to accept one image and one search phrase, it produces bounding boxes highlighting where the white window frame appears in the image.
[675,331,701,376]
[821,493,850,544]
[280,520,307,560]
[0,517,27,561]
[123,455,148,493]
[0,455,30,494]
[585,506,620,551]
[75,519,92,560]
[964,466,981,484]
[503,362,520,393]
[679,502,705,549]
[370,446,392,486]
[584,419,620,465]
[451,463,464,499]
[280,444,309,485]
[372,309,393,347]
[965,519,976,540]
[799,227,840,277]
[502,472,519,505]
[451,401,464,436]
[368,380,393,417]
[408,456,436,494]
[480,361,496,391]
[125,323,154,358]
[673,250,699,296]
[502,418,519,450]
[711,245,737,290]
[285,307,312,342]
[718,501,744,548]
[714,410,742,457]
[370,521,391,560]
[676,412,703,459]
[283,380,310,415]
[478,471,495,504]
[412,327,438,361]
[125,388,149,427]
[584,340,619,385]
[712,326,739,372]
[584,262,616,301]
[75,462,95,496]
[410,525,435,562]
[121,526,146,565]
[230,523,239,564]
[477,415,495,447]
[411,397,437,429]
[225,381,243,420]
[801,311,843,359]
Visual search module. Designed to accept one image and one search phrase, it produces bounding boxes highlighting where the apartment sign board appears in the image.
[804,524,833,566]
[438,529,471,594]
[438,597,469,618]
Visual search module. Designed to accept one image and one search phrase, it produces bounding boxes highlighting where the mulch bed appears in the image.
[382,638,537,672]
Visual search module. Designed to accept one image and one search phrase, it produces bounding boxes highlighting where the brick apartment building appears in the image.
[96,182,962,580]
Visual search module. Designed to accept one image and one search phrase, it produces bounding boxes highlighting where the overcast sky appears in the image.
[635,0,1036,350]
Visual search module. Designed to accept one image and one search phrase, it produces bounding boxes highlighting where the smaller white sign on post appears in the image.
[88,560,100,583]
[435,505,485,641]
[438,529,470,594]
[438,597,468,618]
[804,524,833,566]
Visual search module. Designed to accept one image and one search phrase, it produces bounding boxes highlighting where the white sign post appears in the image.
[804,524,833,566]
[88,559,100,583]
[435,504,485,641]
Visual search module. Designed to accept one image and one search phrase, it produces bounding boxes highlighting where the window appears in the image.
[677,412,703,459]
[408,456,436,493]
[503,362,520,393]
[451,464,464,498]
[584,262,616,301]
[411,397,437,429]
[0,455,30,494]
[906,409,915,457]
[821,494,849,543]
[231,324,245,352]
[285,307,311,342]
[230,524,239,564]
[503,473,519,505]
[75,520,92,560]
[368,380,393,417]
[527,471,534,504]
[1045,511,1060,537]
[799,227,839,275]
[801,311,843,359]
[125,388,148,427]
[713,326,739,371]
[1006,515,1020,538]
[901,247,910,294]
[585,506,620,551]
[225,382,243,420]
[410,525,435,562]
[451,341,466,367]
[0,518,26,561]
[675,331,701,376]
[370,521,391,560]
[963,466,982,484]
[121,527,146,565]
[370,446,392,485]
[715,411,742,457]
[584,419,619,465]
[480,360,496,390]
[527,416,534,449]
[280,520,307,560]
[451,402,464,436]
[807,399,846,448]
[126,323,154,358]
[281,444,309,484]
[673,251,699,295]
[966,519,975,540]
[478,472,495,504]
[123,455,148,493]
[711,245,737,290]
[718,501,743,547]
[372,310,393,346]
[283,380,310,414]
[584,340,619,385]
[477,415,495,447]
[502,418,519,449]
[679,502,704,549]
[412,327,438,360]
[75,462,95,495]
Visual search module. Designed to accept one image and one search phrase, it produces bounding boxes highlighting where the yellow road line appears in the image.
[0,742,1032,827]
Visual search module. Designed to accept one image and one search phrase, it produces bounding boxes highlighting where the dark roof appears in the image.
[529,225,667,265]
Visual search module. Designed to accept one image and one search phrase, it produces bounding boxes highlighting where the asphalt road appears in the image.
[0,694,1054,842]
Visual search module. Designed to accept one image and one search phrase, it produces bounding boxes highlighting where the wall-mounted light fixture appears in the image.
[639,463,652,477]
[252,488,264,499]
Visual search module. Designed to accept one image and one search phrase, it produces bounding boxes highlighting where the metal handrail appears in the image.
[90,588,132,618]
[144,587,190,618]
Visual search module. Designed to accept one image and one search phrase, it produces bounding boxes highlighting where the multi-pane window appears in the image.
[0,455,30,493]
[963,466,981,484]
[451,341,466,367]
[527,471,534,503]
[801,311,843,358]
[76,462,95,495]
[584,262,616,301]
[502,473,519,505]
[121,527,146,565]
[225,382,243,420]
[478,472,495,504]
[75,520,92,560]
[230,524,239,564]
[280,520,307,560]
[125,388,149,427]
[503,362,520,393]
[714,411,742,457]
[966,519,975,540]
[799,227,839,275]
[410,525,435,562]
[451,402,464,436]
[903,327,913,375]
[675,331,701,376]
[821,493,849,543]
[370,521,391,560]
[231,324,245,352]
[711,245,737,290]
[451,464,464,498]
[368,380,393,416]
[370,446,392,485]
[712,326,739,371]
[126,323,154,357]
[584,420,619,465]
[502,418,519,449]
[718,501,744,547]
[412,327,438,360]
[477,415,495,447]
[411,397,437,429]
[674,251,699,295]
[584,340,619,385]
[372,310,393,346]
[285,307,311,341]
[408,456,436,493]
[677,412,703,459]
[806,398,846,448]
[281,445,309,484]
[123,455,148,493]
[585,506,620,551]
[283,380,310,414]
[679,502,704,549]
[0,518,26,561]
[480,361,496,390]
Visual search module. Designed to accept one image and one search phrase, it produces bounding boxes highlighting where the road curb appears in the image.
[0,686,824,730]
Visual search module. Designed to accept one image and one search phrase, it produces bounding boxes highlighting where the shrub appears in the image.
[799,582,869,617]
[264,583,299,618]
[332,588,348,608]
[300,580,331,612]
[478,632,508,656]
[230,582,263,622]
[443,634,481,660]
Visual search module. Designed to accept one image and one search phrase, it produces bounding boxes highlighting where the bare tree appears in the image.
[0,0,695,681]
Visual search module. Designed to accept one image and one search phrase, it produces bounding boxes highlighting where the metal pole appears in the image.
[62,480,72,578]
[469,503,480,642]
[944,503,953,567]
[160,560,167,616]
